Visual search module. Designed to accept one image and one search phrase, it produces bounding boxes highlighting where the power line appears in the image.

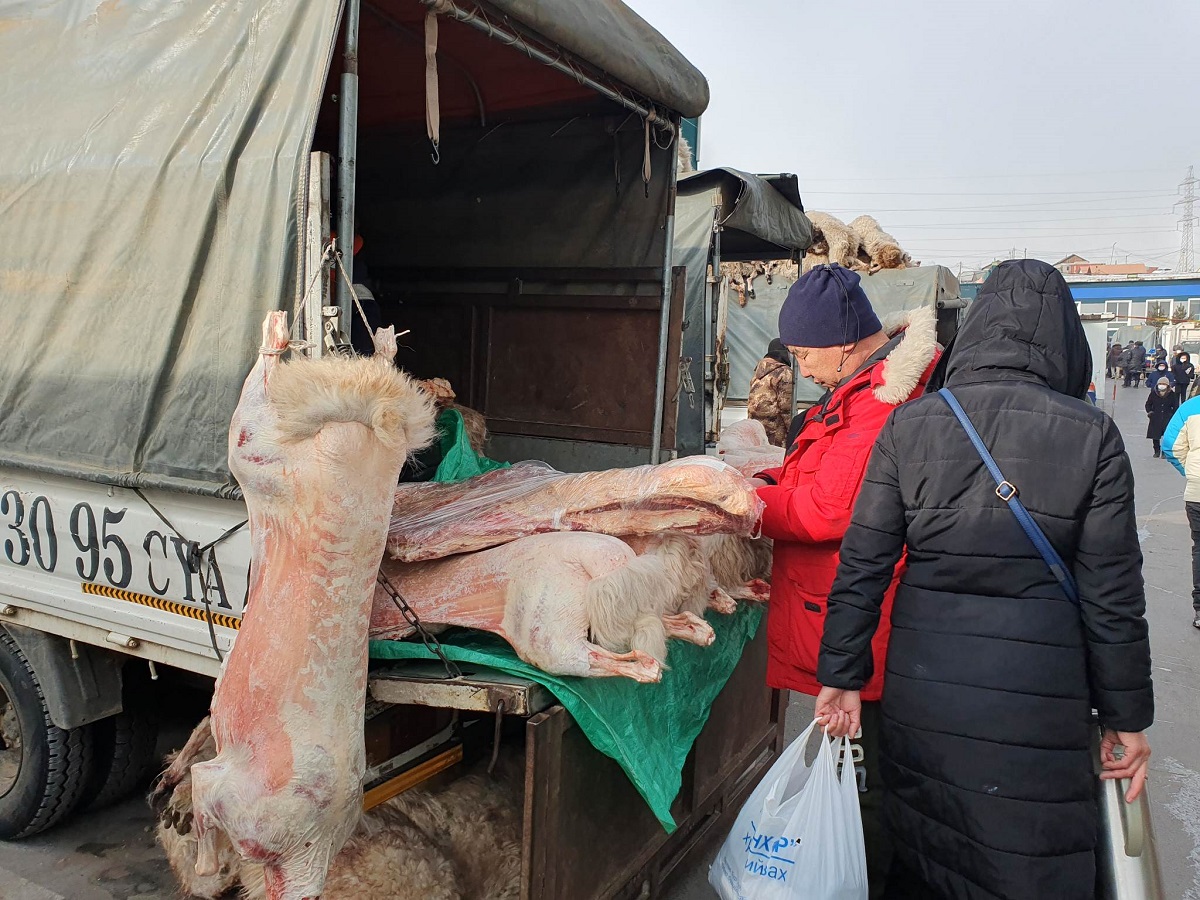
[805,188,1174,197]
[800,167,1180,183]
[820,194,1175,213]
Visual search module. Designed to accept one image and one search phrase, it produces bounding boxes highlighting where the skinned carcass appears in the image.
[371,531,717,677]
[386,457,763,564]
[189,313,436,900]
[152,718,522,900]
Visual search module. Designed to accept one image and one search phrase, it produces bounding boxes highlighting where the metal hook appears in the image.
[430,140,440,165]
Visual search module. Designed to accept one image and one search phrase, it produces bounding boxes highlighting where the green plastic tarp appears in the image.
[370,605,762,832]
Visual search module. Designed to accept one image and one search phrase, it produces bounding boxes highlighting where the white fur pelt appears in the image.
[873,305,939,406]
[587,533,709,663]
[269,328,437,455]
[677,135,695,175]
[620,532,772,623]
[804,212,867,273]
[848,215,911,272]
[152,718,522,900]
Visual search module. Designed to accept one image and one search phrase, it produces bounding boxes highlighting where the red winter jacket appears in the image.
[756,307,940,700]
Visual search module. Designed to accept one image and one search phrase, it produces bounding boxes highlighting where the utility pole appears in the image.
[1178,165,1197,273]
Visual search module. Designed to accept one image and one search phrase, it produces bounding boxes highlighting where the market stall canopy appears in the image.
[677,168,812,261]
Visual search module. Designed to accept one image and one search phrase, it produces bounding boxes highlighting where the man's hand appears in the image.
[1100,729,1151,802]
[815,686,861,739]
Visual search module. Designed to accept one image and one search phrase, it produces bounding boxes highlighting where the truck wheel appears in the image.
[80,707,160,810]
[0,630,94,839]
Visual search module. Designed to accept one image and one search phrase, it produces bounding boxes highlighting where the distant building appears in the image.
[1067,272,1200,344]
[1054,254,1158,277]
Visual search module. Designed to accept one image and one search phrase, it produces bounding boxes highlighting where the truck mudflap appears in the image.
[2,623,122,729]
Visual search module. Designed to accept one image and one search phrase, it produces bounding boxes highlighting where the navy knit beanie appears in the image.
[778,264,883,348]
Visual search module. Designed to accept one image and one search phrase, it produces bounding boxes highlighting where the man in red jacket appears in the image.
[751,264,939,896]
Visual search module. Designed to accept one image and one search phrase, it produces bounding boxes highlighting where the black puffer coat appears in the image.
[818,260,1154,900]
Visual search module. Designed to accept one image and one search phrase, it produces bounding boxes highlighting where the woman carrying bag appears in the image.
[813,260,1154,899]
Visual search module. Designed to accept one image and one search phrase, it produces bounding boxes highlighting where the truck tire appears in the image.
[0,629,94,839]
[79,708,160,811]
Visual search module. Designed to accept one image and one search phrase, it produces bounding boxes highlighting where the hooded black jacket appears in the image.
[817,260,1153,900]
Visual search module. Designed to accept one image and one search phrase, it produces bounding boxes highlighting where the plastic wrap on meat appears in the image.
[189,313,435,900]
[716,419,786,478]
[386,457,764,563]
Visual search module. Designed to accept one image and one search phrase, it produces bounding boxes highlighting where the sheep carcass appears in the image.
[189,313,436,900]
[849,215,912,271]
[152,718,522,900]
[371,531,718,677]
[385,457,763,564]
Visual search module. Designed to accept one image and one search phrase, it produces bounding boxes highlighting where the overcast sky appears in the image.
[629,0,1198,273]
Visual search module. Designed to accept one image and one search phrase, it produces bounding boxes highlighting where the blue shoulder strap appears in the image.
[938,388,1081,606]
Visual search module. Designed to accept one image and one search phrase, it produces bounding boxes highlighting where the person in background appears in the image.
[1117,344,1133,385]
[1107,342,1124,379]
[1172,350,1195,404]
[1161,398,1200,629]
[746,339,794,447]
[1146,359,1175,393]
[748,264,940,898]
[1147,379,1180,458]
[1125,341,1147,387]
[1155,344,1168,363]
[815,259,1153,899]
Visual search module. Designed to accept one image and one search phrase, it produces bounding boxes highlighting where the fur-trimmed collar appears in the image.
[872,305,940,405]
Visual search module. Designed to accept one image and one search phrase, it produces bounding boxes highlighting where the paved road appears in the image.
[1,378,1198,900]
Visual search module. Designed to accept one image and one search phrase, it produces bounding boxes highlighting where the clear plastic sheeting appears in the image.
[715,420,784,478]
[386,456,764,562]
[0,0,341,496]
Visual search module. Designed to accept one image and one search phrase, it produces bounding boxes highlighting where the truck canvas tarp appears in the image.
[672,168,812,454]
[0,0,709,497]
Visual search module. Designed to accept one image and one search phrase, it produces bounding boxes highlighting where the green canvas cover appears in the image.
[370,605,762,832]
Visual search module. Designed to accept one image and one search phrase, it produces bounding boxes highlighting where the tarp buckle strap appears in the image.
[132,488,248,662]
[425,10,441,165]
[376,569,463,680]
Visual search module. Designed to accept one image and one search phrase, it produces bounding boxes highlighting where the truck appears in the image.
[0,2,786,896]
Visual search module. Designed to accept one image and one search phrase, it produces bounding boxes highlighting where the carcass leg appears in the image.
[706,584,739,615]
[662,612,715,647]
[584,646,662,682]
[729,578,771,602]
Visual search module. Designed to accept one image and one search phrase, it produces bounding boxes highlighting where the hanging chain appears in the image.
[376,570,463,679]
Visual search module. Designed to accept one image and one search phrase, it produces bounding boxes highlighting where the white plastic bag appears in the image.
[709,719,868,900]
